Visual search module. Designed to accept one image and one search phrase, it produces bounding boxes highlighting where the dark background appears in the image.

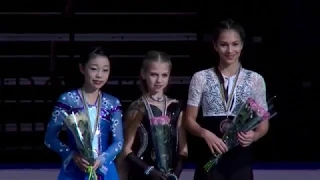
[0,0,319,167]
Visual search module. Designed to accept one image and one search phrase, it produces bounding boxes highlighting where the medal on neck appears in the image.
[81,88,101,140]
[214,66,241,133]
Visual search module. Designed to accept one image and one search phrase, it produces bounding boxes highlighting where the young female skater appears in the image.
[44,47,124,180]
[185,19,269,180]
[119,50,188,180]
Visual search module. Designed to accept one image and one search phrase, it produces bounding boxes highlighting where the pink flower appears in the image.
[257,109,265,117]
[262,111,270,121]
[150,117,158,125]
[247,98,258,111]
[150,116,170,125]
[158,117,164,125]
[247,98,255,105]
[160,116,170,125]
[246,98,270,120]
[250,103,259,111]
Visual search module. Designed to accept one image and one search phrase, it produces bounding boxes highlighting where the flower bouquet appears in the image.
[203,97,277,172]
[150,116,178,180]
[63,111,98,180]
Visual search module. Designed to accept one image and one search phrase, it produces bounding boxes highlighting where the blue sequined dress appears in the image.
[44,89,124,180]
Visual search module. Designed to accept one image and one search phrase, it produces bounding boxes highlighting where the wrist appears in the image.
[200,128,208,138]
[253,131,260,142]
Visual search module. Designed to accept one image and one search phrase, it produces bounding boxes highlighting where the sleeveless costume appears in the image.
[125,97,186,180]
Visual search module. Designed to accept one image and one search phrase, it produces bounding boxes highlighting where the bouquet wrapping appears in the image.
[63,111,98,180]
[204,97,277,172]
[150,116,178,180]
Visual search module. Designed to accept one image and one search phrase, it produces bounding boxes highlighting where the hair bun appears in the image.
[79,46,108,65]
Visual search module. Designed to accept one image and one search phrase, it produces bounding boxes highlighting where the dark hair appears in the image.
[79,46,108,65]
[139,50,172,93]
[212,19,246,43]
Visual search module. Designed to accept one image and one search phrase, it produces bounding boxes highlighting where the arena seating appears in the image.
[0,0,319,171]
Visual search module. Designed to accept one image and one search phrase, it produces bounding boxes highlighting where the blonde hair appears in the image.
[139,50,172,93]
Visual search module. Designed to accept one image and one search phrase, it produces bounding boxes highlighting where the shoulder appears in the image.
[191,68,212,79]
[190,68,212,87]
[166,97,185,110]
[242,68,265,82]
[101,92,121,106]
[124,98,145,123]
[130,98,144,106]
[127,98,145,113]
[166,98,185,119]
[57,89,79,104]
[166,97,181,106]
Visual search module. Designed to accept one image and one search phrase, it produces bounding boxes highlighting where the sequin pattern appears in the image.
[44,93,74,161]
[44,90,124,175]
[97,96,124,172]
[187,68,268,117]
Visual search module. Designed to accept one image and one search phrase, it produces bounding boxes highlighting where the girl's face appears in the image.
[80,55,110,90]
[141,61,170,95]
[214,29,243,65]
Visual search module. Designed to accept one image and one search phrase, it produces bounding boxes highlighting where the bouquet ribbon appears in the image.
[87,166,98,180]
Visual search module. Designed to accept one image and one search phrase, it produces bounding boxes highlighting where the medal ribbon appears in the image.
[214,65,241,114]
[81,89,101,140]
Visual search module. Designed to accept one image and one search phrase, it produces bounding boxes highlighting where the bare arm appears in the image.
[185,105,207,138]
[123,109,143,156]
[172,110,188,178]
[177,111,188,156]
[254,119,269,142]
[121,101,167,179]
[185,71,228,154]
[185,71,208,138]
[116,103,144,179]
